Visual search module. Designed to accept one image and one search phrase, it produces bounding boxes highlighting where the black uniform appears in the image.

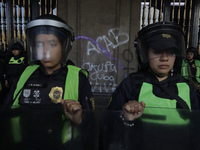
[108,71,200,110]
[3,65,93,109]
[1,65,94,150]
[0,58,5,104]
[106,71,200,150]
[5,53,28,87]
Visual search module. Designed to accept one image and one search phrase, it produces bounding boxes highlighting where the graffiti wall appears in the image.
[75,28,135,93]
[63,0,141,94]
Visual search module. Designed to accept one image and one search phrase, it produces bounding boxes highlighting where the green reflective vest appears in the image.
[9,57,25,64]
[13,64,88,105]
[11,64,88,143]
[138,82,191,125]
[181,59,200,83]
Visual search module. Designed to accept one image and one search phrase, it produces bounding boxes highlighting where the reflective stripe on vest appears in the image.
[138,82,191,124]
[13,65,39,105]
[64,65,80,100]
[61,117,79,143]
[195,60,200,83]
[13,65,87,105]
[9,57,25,64]
[11,115,22,143]
[181,59,200,83]
[181,60,189,79]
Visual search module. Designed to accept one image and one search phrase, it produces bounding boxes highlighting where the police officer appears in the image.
[181,47,200,92]
[105,21,200,150]
[4,14,94,122]
[108,22,200,119]
[4,41,28,88]
[2,14,95,150]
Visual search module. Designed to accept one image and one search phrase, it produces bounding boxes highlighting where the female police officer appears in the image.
[2,14,95,150]
[104,22,200,150]
[4,14,93,123]
[108,21,200,119]
[4,41,28,88]
[181,47,200,93]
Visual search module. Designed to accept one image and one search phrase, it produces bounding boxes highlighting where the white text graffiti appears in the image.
[87,28,129,55]
[82,61,117,92]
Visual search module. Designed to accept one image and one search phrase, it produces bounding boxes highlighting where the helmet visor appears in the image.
[135,22,185,66]
[26,26,70,65]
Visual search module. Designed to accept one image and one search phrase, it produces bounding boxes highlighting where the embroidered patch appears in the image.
[23,89,31,98]
[162,34,171,38]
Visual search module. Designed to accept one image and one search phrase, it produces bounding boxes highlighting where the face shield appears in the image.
[26,18,74,65]
[134,22,185,72]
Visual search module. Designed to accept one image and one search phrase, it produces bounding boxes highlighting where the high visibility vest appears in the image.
[181,59,200,83]
[11,65,88,143]
[12,65,88,105]
[138,82,191,125]
[9,57,25,64]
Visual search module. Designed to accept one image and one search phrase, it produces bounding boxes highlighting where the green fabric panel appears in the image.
[181,60,189,79]
[64,65,81,101]
[181,59,200,82]
[11,116,22,143]
[138,82,191,109]
[142,107,190,125]
[195,60,200,83]
[13,65,39,105]
[138,82,191,124]
[9,57,25,64]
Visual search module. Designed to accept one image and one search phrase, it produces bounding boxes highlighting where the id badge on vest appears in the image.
[21,84,43,104]
[20,84,64,105]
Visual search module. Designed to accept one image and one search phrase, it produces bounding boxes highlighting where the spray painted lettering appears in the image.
[82,61,117,93]
[87,28,129,55]
[76,28,130,93]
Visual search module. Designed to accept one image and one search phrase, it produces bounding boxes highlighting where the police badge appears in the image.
[49,86,63,103]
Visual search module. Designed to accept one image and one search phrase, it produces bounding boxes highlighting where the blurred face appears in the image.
[12,49,20,56]
[148,48,176,81]
[186,52,194,61]
[36,34,62,74]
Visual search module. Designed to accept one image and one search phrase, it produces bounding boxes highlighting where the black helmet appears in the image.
[26,14,74,65]
[134,21,185,73]
[186,47,198,59]
[10,41,24,51]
